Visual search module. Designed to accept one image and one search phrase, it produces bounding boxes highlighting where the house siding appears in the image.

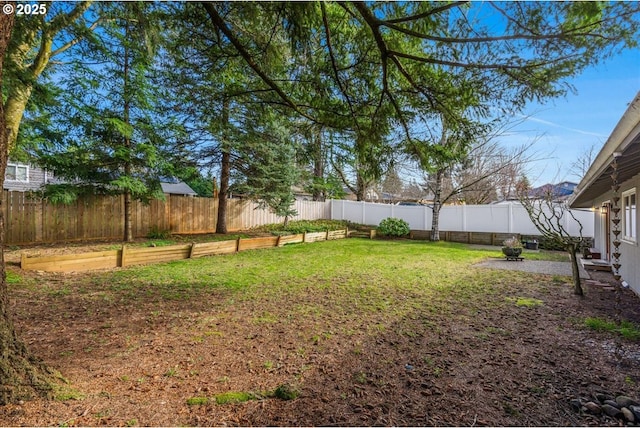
[4,163,51,192]
[591,171,640,297]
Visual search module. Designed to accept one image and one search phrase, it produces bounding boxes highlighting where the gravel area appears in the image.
[475,258,590,278]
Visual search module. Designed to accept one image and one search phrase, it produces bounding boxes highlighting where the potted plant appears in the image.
[502,236,523,258]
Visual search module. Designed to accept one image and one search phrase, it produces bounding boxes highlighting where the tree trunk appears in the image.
[4,30,52,153]
[312,127,324,202]
[216,100,230,234]
[124,190,133,242]
[567,244,583,296]
[122,24,133,242]
[430,169,444,241]
[0,305,55,405]
[0,9,56,405]
[216,149,230,234]
[356,173,365,201]
[5,84,33,153]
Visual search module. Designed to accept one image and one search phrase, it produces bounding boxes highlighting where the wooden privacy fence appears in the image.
[3,191,330,245]
[21,229,348,273]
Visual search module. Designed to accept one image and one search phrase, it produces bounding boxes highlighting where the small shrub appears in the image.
[502,236,523,249]
[377,217,410,237]
[146,226,170,239]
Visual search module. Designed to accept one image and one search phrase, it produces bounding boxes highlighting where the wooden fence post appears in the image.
[189,242,196,258]
[121,244,127,267]
[303,232,307,243]
[276,235,282,247]
[236,237,241,252]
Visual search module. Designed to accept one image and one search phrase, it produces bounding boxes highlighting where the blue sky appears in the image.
[500,48,640,187]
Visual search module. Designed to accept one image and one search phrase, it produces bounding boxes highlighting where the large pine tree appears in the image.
[35,2,187,242]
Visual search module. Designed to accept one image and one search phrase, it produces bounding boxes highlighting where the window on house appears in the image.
[5,164,28,182]
[623,188,637,242]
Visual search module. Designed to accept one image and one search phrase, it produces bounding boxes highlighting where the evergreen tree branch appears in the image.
[201,2,315,124]
[388,49,578,70]
[381,21,621,44]
[46,1,93,34]
[320,2,359,131]
[50,18,104,58]
[384,2,467,24]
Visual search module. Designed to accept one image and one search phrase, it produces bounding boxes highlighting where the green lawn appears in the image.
[78,239,551,322]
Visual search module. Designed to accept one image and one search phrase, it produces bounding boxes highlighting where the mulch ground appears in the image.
[1,239,640,426]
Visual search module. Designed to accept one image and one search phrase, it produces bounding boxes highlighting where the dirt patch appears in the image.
[1,244,640,426]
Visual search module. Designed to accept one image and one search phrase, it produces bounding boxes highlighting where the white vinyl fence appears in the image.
[330,200,594,237]
[233,199,331,229]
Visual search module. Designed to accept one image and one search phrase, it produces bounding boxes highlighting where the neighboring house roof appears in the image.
[291,185,312,197]
[570,92,640,208]
[160,181,198,196]
[341,186,380,200]
[529,181,577,200]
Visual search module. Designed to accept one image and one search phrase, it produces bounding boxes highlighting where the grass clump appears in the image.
[187,386,298,407]
[214,391,256,404]
[6,271,22,284]
[53,384,85,401]
[507,297,544,307]
[585,317,640,340]
[274,383,299,400]
[186,396,210,406]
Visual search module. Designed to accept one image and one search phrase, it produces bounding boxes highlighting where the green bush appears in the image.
[256,220,352,235]
[378,217,410,237]
[146,226,171,239]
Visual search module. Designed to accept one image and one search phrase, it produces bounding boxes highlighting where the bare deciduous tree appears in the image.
[419,137,535,241]
[452,141,534,204]
[570,143,599,180]
[518,186,586,296]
